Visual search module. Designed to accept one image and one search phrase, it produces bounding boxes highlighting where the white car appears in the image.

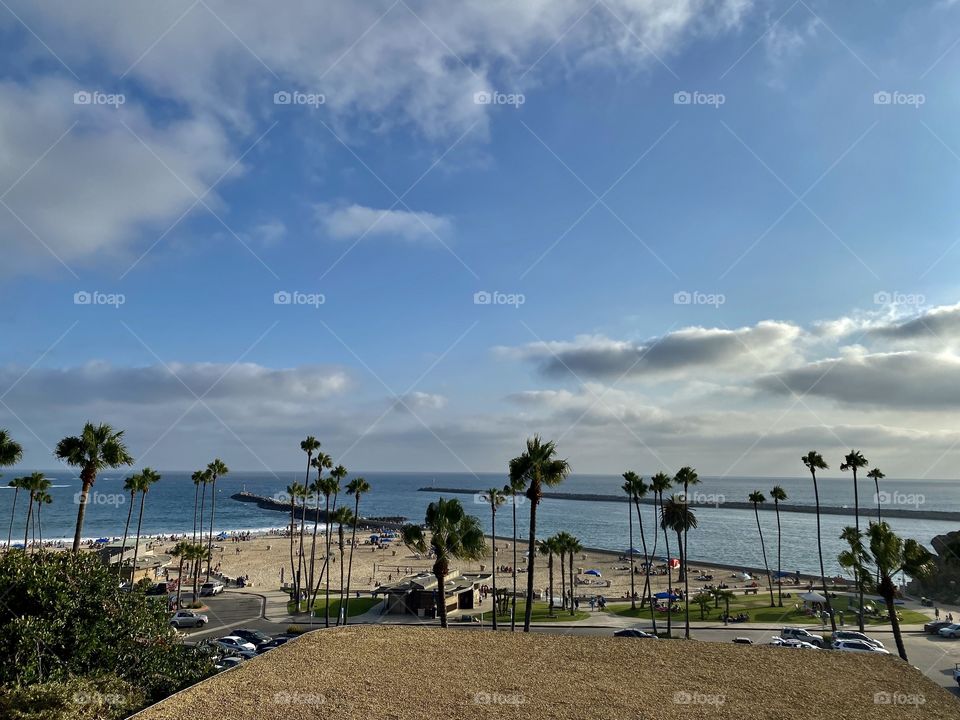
[832,639,890,654]
[770,637,819,650]
[213,636,257,654]
[169,610,208,628]
[833,630,884,649]
[779,627,825,648]
[200,581,225,596]
[939,624,960,639]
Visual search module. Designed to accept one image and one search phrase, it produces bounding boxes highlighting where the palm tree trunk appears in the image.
[308,487,322,607]
[197,481,207,561]
[435,559,449,628]
[7,486,18,550]
[511,498,517,632]
[298,494,308,612]
[881,577,908,660]
[853,469,864,633]
[677,530,689,638]
[324,495,332,627]
[344,495,361,626]
[811,472,837,633]
[874,479,882,522]
[559,549,566,612]
[753,505,774,607]
[491,509,498,630]
[524,489,539,632]
[176,554,185,608]
[663,499,672,638]
[337,523,345,625]
[288,498,297,608]
[192,482,199,543]
[133,490,147,583]
[36,502,43,549]
[635,498,656,633]
[627,499,636,610]
[119,490,135,576]
[71,467,96,553]
[568,550,575,617]
[206,478,217,581]
[547,552,554,616]
[24,491,34,547]
[775,501,783,606]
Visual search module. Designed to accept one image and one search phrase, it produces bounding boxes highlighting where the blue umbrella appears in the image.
[584,569,602,577]
[624,547,642,555]
[95,538,109,544]
[654,591,679,600]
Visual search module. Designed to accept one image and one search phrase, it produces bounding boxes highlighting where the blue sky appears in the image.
[2,0,960,477]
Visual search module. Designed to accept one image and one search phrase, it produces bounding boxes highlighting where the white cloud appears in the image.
[318,204,453,243]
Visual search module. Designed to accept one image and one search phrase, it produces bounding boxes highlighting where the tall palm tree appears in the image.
[628,474,656,632]
[296,482,311,607]
[502,475,526,631]
[651,472,674,636]
[1,430,23,550]
[841,449,869,632]
[802,451,836,633]
[171,541,188,608]
[483,488,506,629]
[330,506,353,625]
[748,491,775,607]
[307,452,333,601]
[132,468,161,581]
[316,466,345,622]
[34,489,52,551]
[508,435,571,632]
[55,422,134,552]
[867,467,885,522]
[675,466,699,635]
[661,495,698,638]
[118,473,139,574]
[563,533,583,617]
[19,472,47,550]
[185,542,207,603]
[649,471,672,563]
[401,498,486,628]
[204,459,229,580]
[190,469,206,543]
[621,472,640,611]
[343,476,370,625]
[770,485,787,606]
[286,482,302,607]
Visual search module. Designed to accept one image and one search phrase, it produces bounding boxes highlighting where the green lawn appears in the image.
[495,601,589,623]
[611,594,928,626]
[287,596,381,617]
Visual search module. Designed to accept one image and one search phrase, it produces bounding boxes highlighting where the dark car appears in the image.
[924,620,952,635]
[231,628,273,647]
[256,634,294,653]
[614,629,657,639]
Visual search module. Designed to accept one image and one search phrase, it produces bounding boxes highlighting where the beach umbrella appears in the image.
[799,591,826,603]
[95,538,109,544]
[584,569,602,577]
[668,558,680,569]
[654,591,679,600]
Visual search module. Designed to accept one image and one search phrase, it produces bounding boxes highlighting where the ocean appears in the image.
[2,470,957,577]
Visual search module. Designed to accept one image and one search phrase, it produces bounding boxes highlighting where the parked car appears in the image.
[169,610,208,628]
[214,656,244,672]
[770,637,819,650]
[833,630,884,649]
[256,635,294,653]
[779,627,825,648]
[832,639,890,654]
[231,628,273,647]
[213,636,256,654]
[731,637,753,645]
[924,620,952,635]
[200,581,225,597]
[938,624,960,639]
[614,629,657,639]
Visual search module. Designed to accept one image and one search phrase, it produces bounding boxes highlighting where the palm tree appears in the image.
[204,459,228,580]
[770,485,787,606]
[171,541,188,608]
[652,473,674,637]
[694,593,711,620]
[748,491,775,607]
[650,471,672,562]
[190,469,206,543]
[710,586,724,608]
[537,536,558,617]
[675,466,699,635]
[184,542,207,603]
[867,468,885,522]
[628,475,656,631]
[661,495,697,638]
[343,476,370,625]
[556,532,567,611]
[118,473,140,574]
[621,472,640,611]
[1,430,23,550]
[296,482,311,608]
[330,506,353,625]
[502,475,526,631]
[307,452,333,600]
[564,533,583,617]
[841,449,869,632]
[316,466,345,623]
[483,488,506,629]
[401,498,486,628]
[132,468,161,580]
[19,472,47,550]
[55,422,134,552]
[286,482,302,607]
[802,451,836,633]
[509,435,571,632]
[34,489,52,550]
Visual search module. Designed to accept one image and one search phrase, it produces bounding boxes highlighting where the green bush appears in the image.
[0,674,144,720]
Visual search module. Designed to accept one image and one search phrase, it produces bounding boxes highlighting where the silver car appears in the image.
[169,610,208,628]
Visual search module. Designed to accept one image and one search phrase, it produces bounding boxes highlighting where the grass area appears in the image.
[610,594,929,626]
[287,596,381,617]
[495,600,590,623]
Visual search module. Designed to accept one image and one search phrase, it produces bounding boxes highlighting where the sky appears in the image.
[1,0,960,478]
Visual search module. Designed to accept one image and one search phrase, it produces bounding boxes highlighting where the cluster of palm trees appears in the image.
[745,485,788,608]
[188,459,230,582]
[6,472,52,551]
[285,436,371,628]
[537,531,582,618]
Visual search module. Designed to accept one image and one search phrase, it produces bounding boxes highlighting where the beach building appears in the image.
[97,540,172,583]
[374,570,491,618]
